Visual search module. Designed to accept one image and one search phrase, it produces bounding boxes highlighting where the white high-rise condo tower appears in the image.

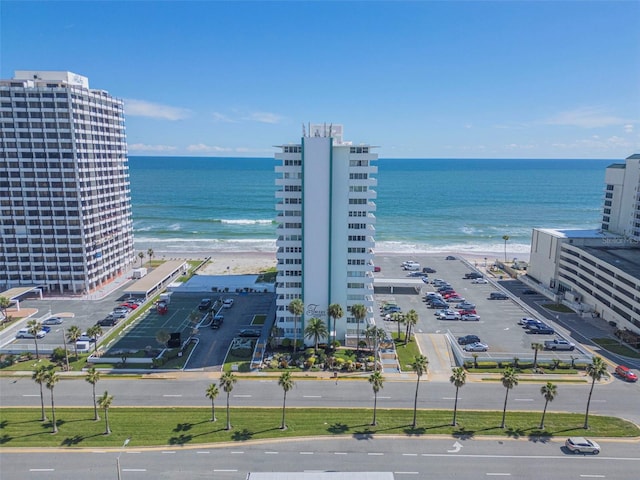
[274,124,377,346]
[0,71,135,294]
[601,153,640,242]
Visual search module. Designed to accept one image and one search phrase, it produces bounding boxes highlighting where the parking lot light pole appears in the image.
[116,437,131,480]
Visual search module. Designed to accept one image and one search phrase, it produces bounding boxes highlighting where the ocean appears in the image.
[128,157,612,257]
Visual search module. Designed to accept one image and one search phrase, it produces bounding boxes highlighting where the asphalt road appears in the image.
[2,437,639,480]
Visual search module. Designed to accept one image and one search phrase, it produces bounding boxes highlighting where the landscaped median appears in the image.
[0,407,637,448]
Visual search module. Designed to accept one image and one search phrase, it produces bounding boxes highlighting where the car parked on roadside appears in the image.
[464,342,489,352]
[445,255,456,260]
[121,302,138,309]
[16,328,46,339]
[43,317,64,325]
[97,317,118,327]
[464,272,483,279]
[471,277,488,284]
[528,323,555,335]
[614,365,638,382]
[238,328,260,337]
[489,292,509,300]
[457,335,481,345]
[565,437,600,454]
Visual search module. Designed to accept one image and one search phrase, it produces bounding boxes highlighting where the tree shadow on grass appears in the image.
[505,427,527,439]
[173,422,193,432]
[0,420,8,429]
[60,432,107,446]
[327,423,350,434]
[231,428,253,441]
[168,433,193,445]
[0,434,12,444]
[452,427,476,440]
[403,425,427,436]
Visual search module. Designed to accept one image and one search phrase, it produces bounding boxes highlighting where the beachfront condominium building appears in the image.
[274,124,377,346]
[527,153,640,339]
[0,71,134,295]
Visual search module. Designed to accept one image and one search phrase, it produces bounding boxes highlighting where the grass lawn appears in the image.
[391,333,421,372]
[592,338,640,359]
[1,407,636,448]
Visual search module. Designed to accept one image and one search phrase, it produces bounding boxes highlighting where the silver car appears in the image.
[565,437,600,454]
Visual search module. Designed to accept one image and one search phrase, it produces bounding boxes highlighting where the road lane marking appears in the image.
[234,394,252,398]
[368,453,384,456]
[303,395,322,398]
[402,453,418,456]
[486,474,511,476]
[231,451,244,454]
[580,476,605,478]
[22,394,40,397]
[162,394,182,397]
[514,398,533,402]
[29,469,54,472]
[442,397,458,400]
[265,451,279,454]
[395,472,419,475]
[162,451,175,454]
[122,469,147,472]
[334,452,347,455]
[196,451,210,454]
[300,452,314,455]
[214,470,238,472]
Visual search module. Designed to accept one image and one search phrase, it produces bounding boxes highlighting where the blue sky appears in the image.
[2,0,639,159]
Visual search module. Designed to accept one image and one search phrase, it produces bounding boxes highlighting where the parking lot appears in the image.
[372,254,592,366]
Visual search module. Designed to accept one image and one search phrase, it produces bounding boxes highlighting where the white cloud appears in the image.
[128,143,177,152]
[124,99,191,120]
[244,111,283,124]
[551,135,634,150]
[212,112,237,123]
[545,107,625,128]
[624,124,634,133]
[186,143,232,152]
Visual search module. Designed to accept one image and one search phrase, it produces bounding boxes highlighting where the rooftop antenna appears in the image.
[329,123,333,137]
[302,123,306,137]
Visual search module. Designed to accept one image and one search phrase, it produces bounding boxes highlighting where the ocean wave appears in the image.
[375,240,532,256]
[220,219,275,225]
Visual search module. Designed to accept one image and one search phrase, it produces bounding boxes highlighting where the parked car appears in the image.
[223,298,234,308]
[373,266,381,272]
[435,309,457,317]
[382,305,401,313]
[77,333,96,343]
[489,292,509,300]
[445,255,456,260]
[43,317,64,325]
[522,289,537,295]
[407,271,427,277]
[456,302,476,310]
[439,311,461,320]
[457,335,481,345]
[238,329,260,337]
[464,272,483,279]
[464,342,489,352]
[518,317,539,325]
[198,298,213,311]
[98,317,118,327]
[41,325,51,333]
[544,339,575,351]
[16,328,46,339]
[211,315,224,329]
[446,295,465,303]
[614,365,638,382]
[565,437,600,454]
[121,302,138,309]
[528,323,555,335]
[403,263,421,271]
[461,313,481,321]
[429,300,448,309]
[422,267,436,273]
[471,277,488,284]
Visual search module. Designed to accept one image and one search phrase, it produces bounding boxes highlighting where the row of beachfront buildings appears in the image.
[0,71,638,341]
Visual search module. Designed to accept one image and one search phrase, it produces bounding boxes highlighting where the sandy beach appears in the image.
[152,249,530,276]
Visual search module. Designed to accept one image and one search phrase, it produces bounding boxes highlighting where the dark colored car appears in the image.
[239,329,261,337]
[489,292,509,300]
[522,289,537,295]
[464,272,483,279]
[211,315,224,329]
[373,266,381,272]
[457,335,481,345]
[98,317,118,327]
[445,255,456,260]
[528,323,555,334]
[198,298,212,311]
[429,300,448,309]
[422,267,436,273]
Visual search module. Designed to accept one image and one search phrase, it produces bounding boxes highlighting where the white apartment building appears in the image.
[0,71,135,294]
[274,124,377,346]
[528,154,640,337]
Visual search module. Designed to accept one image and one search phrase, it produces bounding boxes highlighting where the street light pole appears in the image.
[116,437,131,480]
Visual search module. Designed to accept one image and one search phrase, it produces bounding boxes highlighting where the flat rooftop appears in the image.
[535,228,617,240]
[579,246,640,281]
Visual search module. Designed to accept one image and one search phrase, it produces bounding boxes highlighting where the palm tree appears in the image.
[404,309,418,345]
[87,324,102,354]
[66,325,82,360]
[502,235,510,262]
[304,317,328,354]
[205,383,219,422]
[156,329,171,348]
[531,342,544,370]
[350,303,367,354]
[278,371,294,430]
[500,366,519,428]
[147,248,154,266]
[0,296,11,323]
[327,303,344,348]
[27,319,42,359]
[138,251,145,266]
[85,367,101,421]
[539,382,557,429]
[449,367,467,426]
[584,356,608,429]
[32,365,48,422]
[44,369,59,433]
[368,370,384,426]
[411,355,429,428]
[220,371,237,430]
[393,312,405,341]
[287,298,304,353]
[97,390,114,435]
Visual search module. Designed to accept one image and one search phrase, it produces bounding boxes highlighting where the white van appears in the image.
[16,328,46,339]
[403,262,421,271]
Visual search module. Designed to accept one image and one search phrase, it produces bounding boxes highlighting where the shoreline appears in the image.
[152,249,529,276]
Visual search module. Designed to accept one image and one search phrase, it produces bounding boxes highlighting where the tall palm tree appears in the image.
[287,298,304,353]
[327,303,344,348]
[32,365,48,422]
[584,356,608,429]
[350,303,367,353]
[411,355,429,428]
[500,366,519,428]
[449,367,467,426]
[220,371,237,430]
[44,369,59,433]
[393,312,405,341]
[85,367,101,421]
[27,319,42,359]
[66,325,82,360]
[278,371,294,430]
[147,248,154,266]
[304,317,328,354]
[531,342,544,370]
[156,329,171,348]
[502,235,510,262]
[87,324,102,354]
[97,390,114,435]
[404,309,418,345]
[368,370,384,426]
[138,251,145,266]
[539,382,557,429]
[205,383,219,422]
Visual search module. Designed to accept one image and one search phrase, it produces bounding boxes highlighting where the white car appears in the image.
[223,298,234,308]
[472,277,488,284]
[461,314,481,321]
[16,328,46,339]
[438,311,461,320]
[464,342,489,352]
[565,437,600,454]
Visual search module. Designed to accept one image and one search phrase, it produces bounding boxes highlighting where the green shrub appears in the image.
[476,361,499,369]
[51,347,68,363]
[231,347,252,358]
[281,338,291,348]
